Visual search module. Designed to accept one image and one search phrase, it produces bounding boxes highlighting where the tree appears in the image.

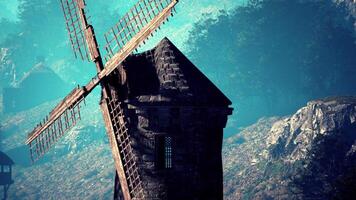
[187,0,356,130]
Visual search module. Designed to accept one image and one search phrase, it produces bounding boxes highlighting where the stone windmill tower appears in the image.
[25,0,232,199]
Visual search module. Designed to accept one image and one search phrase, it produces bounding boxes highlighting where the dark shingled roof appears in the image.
[114,37,231,107]
[17,63,66,88]
[0,151,14,165]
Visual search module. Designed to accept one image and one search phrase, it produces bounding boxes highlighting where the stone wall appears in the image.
[123,104,231,200]
[110,37,233,200]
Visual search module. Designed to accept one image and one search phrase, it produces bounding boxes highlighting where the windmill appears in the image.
[25,0,179,199]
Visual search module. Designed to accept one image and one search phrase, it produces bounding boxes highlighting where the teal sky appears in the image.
[0,0,247,50]
[2,0,355,136]
[0,0,247,134]
[0,0,20,21]
[102,0,248,51]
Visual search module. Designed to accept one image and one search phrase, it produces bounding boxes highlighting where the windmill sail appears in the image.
[26,87,84,162]
[26,76,101,162]
[102,0,178,76]
[101,97,144,199]
[60,0,90,61]
[104,0,176,60]
[26,0,179,198]
[26,0,103,162]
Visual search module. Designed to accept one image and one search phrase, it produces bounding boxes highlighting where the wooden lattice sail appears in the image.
[60,0,90,61]
[26,86,85,162]
[104,0,177,61]
[25,0,179,199]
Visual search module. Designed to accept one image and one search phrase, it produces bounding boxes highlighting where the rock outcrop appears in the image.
[0,98,114,199]
[2,96,356,199]
[223,96,356,200]
[0,48,16,88]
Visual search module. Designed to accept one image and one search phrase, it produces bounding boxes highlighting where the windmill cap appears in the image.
[117,37,232,107]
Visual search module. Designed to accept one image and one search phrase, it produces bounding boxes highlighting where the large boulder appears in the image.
[224,96,356,200]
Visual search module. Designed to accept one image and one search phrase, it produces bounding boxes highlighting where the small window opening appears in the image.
[3,165,10,173]
[165,136,172,169]
[156,136,173,169]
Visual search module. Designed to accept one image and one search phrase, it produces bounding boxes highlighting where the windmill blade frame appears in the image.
[26,86,85,162]
[104,0,177,61]
[26,0,179,199]
[60,0,91,61]
[102,0,178,77]
[101,97,145,199]
[26,75,101,162]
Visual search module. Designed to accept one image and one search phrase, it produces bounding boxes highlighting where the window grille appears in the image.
[155,135,172,169]
[164,136,172,169]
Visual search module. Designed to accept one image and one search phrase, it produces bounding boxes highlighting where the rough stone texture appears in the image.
[223,96,356,200]
[108,38,232,200]
[115,37,232,107]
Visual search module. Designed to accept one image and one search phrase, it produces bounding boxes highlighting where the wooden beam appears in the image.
[101,0,178,78]
[100,99,132,200]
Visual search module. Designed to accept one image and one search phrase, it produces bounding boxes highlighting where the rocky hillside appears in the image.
[336,0,356,31]
[2,96,356,199]
[0,47,16,88]
[223,96,356,200]
[0,96,116,199]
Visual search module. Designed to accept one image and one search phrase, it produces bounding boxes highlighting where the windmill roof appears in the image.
[18,63,64,87]
[0,151,14,165]
[114,37,231,107]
